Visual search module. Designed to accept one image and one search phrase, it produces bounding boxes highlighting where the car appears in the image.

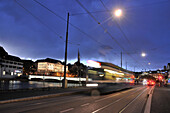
[147,80,155,86]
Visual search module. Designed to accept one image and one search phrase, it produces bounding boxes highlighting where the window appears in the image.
[3,71,5,75]
[9,61,13,64]
[17,67,23,69]
[11,72,14,76]
[18,63,23,65]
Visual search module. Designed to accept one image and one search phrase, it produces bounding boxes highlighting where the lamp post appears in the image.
[121,51,122,68]
[62,13,69,88]
[114,9,123,68]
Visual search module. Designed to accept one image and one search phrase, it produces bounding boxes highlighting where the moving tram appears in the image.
[87,60,135,84]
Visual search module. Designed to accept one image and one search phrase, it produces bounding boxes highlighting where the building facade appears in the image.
[36,58,68,76]
[0,46,23,79]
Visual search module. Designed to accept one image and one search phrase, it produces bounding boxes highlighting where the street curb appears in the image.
[144,86,155,113]
[0,90,88,104]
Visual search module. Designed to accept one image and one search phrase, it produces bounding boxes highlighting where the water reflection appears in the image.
[0,80,82,90]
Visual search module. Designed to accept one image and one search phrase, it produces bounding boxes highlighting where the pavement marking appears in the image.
[144,86,155,113]
[60,108,74,113]
[121,88,136,93]
[92,98,122,113]
[118,88,148,113]
[81,103,90,107]
[95,87,143,103]
[95,93,120,102]
[92,87,146,113]
[34,102,44,105]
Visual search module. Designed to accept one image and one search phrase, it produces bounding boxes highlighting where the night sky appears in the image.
[0,0,170,72]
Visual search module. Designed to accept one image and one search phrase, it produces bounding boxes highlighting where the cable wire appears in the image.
[76,0,147,70]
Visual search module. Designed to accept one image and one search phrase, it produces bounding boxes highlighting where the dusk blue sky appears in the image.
[0,0,170,72]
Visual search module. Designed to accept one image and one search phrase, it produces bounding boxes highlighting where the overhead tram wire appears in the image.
[75,0,147,70]
[33,0,147,70]
[15,0,80,46]
[99,0,150,70]
[71,10,109,16]
[32,0,123,63]
[15,0,60,38]
[100,0,152,70]
[33,0,105,47]
[99,0,135,51]
[33,0,123,60]
[71,0,170,16]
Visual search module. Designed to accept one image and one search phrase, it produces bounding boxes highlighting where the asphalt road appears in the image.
[0,86,152,113]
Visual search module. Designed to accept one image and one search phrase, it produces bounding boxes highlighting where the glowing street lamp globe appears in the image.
[114,9,122,17]
[141,52,146,57]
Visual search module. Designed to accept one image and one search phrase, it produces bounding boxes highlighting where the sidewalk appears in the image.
[151,84,170,113]
[0,87,92,104]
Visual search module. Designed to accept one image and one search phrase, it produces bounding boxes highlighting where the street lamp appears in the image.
[114,9,122,17]
[141,52,146,57]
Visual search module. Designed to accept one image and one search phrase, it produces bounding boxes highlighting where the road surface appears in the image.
[0,85,152,113]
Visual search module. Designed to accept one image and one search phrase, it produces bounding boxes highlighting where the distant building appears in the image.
[36,58,68,76]
[166,63,170,78]
[0,46,23,79]
[167,63,170,70]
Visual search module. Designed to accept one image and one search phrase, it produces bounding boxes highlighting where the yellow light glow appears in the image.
[104,69,124,75]
[115,9,122,17]
[104,69,117,74]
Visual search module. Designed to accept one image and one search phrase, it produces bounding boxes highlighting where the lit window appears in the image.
[3,71,5,75]
[11,72,14,76]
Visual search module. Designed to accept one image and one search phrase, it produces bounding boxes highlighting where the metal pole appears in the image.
[62,13,69,88]
[126,62,127,70]
[121,52,122,68]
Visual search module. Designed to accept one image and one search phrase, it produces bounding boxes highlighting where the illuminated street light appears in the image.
[148,62,151,65]
[141,52,146,57]
[114,9,122,17]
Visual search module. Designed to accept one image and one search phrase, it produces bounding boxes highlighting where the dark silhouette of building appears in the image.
[0,46,23,79]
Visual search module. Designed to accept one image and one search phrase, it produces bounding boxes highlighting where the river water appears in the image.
[0,80,82,90]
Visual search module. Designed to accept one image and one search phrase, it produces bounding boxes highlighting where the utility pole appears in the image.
[126,62,127,70]
[62,13,69,88]
[121,51,122,68]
